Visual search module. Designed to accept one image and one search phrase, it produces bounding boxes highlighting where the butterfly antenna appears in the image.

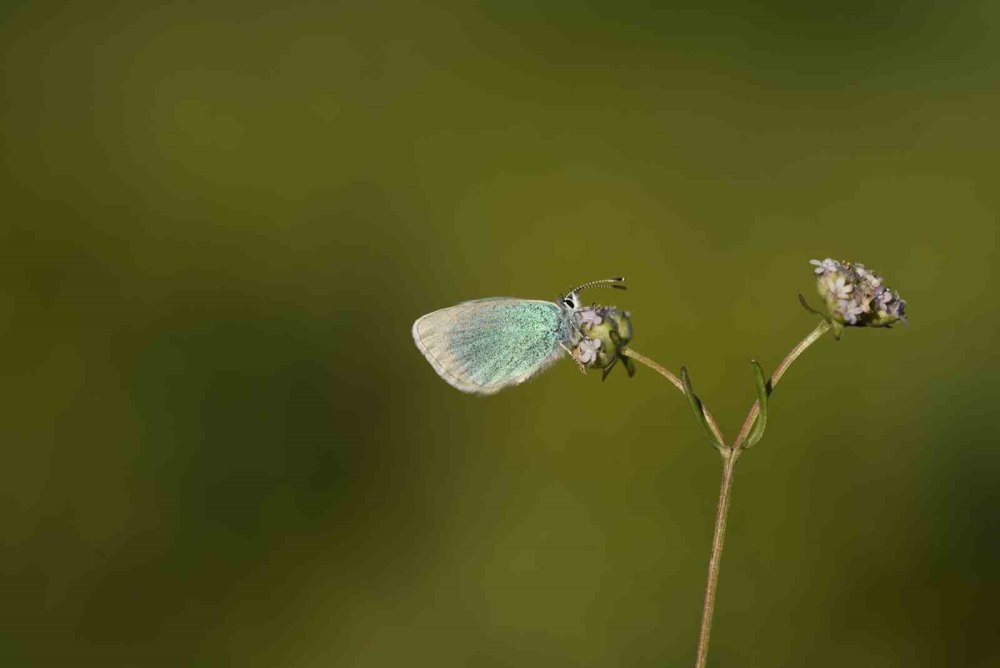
[569,277,627,294]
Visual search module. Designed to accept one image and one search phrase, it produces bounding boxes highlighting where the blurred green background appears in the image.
[2,1,998,666]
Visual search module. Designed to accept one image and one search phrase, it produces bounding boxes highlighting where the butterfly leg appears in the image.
[560,342,587,374]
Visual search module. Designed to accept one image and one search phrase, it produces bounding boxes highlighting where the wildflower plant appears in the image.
[613,259,908,667]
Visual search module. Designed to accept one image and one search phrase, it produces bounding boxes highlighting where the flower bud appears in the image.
[809,258,907,327]
[572,305,634,376]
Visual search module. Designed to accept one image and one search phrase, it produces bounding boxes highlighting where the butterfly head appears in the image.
[558,276,626,313]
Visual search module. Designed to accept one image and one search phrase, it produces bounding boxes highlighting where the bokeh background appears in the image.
[3,1,998,666]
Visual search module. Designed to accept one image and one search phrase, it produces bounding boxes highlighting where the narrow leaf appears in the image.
[681,367,723,450]
[745,359,770,448]
[798,293,828,321]
[601,356,619,381]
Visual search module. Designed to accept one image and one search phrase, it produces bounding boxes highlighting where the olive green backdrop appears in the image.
[2,1,998,666]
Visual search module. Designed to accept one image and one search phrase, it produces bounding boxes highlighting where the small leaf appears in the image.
[798,293,829,321]
[681,367,723,450]
[745,359,770,448]
[622,355,636,378]
[601,356,619,381]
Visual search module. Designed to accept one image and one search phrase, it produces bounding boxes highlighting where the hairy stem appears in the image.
[695,448,738,668]
[694,319,831,666]
[621,348,726,445]
[622,320,833,668]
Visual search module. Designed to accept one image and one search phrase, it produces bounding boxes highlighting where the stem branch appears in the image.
[621,319,833,668]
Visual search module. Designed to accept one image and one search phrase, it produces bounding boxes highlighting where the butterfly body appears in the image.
[412,278,625,395]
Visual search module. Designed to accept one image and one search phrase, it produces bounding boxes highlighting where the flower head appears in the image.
[572,305,634,377]
[810,258,907,328]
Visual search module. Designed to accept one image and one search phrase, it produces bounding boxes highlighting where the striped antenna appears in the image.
[568,277,626,294]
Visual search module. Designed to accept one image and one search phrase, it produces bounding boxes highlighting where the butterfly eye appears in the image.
[562,296,576,308]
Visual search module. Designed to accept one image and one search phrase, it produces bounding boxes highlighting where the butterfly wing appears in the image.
[412,298,569,395]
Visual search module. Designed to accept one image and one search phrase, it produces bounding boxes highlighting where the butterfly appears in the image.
[412,277,626,394]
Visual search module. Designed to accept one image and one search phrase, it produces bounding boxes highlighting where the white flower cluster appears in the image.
[810,258,907,327]
[572,305,633,369]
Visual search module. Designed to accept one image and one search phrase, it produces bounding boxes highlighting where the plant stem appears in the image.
[621,348,727,445]
[694,319,832,667]
[622,319,833,668]
[732,320,831,448]
[695,448,738,668]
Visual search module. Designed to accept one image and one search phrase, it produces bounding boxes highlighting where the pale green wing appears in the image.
[412,298,568,395]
